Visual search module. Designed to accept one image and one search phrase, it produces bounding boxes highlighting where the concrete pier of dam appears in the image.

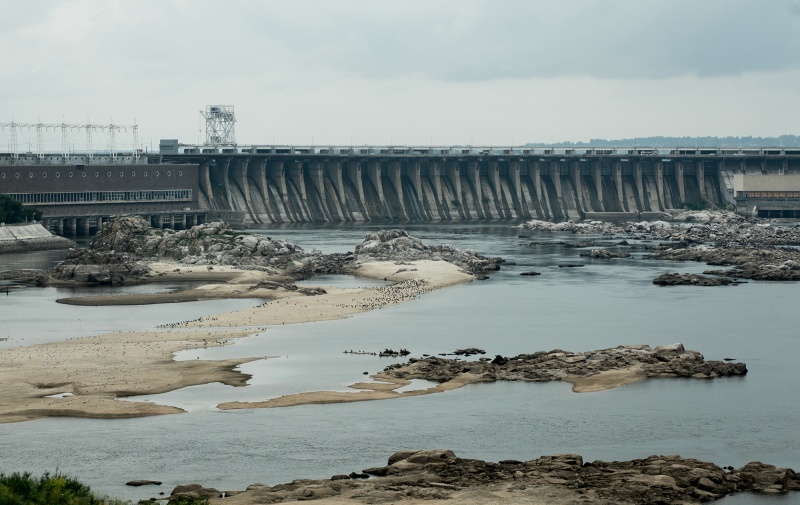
[156,145,800,224]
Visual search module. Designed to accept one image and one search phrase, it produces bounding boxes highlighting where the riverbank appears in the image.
[171,449,800,505]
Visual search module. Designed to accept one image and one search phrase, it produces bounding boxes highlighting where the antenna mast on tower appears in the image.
[200,105,236,146]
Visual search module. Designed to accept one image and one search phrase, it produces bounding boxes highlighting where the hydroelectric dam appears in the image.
[3,142,800,235]
[155,143,800,225]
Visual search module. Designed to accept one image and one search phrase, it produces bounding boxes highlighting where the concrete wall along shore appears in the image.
[0,223,75,253]
[0,223,53,241]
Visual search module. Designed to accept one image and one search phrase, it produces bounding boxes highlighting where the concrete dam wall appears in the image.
[189,157,731,224]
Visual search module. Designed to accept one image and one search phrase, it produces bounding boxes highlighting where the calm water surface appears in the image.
[0,223,798,504]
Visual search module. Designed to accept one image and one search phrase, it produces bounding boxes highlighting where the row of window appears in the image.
[8,190,193,205]
[738,191,800,199]
[0,170,183,180]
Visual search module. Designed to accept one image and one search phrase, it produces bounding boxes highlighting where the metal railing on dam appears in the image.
[155,145,800,223]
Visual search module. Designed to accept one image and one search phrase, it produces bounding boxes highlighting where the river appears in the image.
[1,223,798,504]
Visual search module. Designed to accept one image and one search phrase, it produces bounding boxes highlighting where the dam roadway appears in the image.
[157,146,800,224]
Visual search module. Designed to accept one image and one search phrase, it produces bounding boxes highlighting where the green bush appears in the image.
[0,471,119,505]
[0,472,217,505]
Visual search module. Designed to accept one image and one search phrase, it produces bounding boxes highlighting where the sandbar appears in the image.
[0,260,474,423]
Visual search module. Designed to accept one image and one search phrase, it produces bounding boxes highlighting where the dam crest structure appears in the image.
[155,143,800,225]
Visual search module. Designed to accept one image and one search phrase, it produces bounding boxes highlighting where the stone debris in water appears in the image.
[383,343,746,384]
[521,211,800,283]
[170,449,800,504]
[649,247,800,281]
[653,273,737,286]
[579,248,632,259]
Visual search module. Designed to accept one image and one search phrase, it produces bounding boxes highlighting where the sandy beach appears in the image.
[0,260,476,424]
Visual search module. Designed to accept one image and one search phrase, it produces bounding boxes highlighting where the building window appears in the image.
[6,189,193,205]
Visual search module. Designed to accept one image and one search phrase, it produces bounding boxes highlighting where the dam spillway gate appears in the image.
[157,148,800,224]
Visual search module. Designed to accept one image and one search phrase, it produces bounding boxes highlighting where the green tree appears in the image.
[0,195,40,224]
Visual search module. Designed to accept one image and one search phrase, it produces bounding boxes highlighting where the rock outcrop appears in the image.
[173,449,800,504]
[383,344,746,384]
[91,216,311,270]
[47,248,151,285]
[354,229,501,276]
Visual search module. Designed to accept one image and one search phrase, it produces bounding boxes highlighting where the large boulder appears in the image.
[48,248,151,285]
[169,483,222,501]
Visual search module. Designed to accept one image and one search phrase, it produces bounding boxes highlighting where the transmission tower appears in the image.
[1,120,140,164]
[200,105,236,146]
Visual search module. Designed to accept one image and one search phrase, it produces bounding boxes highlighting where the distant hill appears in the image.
[525,136,800,148]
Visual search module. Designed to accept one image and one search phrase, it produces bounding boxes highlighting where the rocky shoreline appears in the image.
[164,449,800,504]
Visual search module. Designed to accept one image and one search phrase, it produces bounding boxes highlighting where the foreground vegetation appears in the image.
[0,472,207,505]
[0,195,39,225]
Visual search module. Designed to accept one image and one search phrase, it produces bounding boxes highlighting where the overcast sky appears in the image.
[2,0,800,150]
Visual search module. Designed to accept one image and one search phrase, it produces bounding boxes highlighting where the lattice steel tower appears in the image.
[201,105,236,145]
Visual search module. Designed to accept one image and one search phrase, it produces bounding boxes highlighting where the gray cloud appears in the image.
[6,0,798,86]
[140,0,796,81]
[2,0,799,143]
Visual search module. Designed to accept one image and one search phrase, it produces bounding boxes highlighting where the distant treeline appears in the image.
[526,136,800,148]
